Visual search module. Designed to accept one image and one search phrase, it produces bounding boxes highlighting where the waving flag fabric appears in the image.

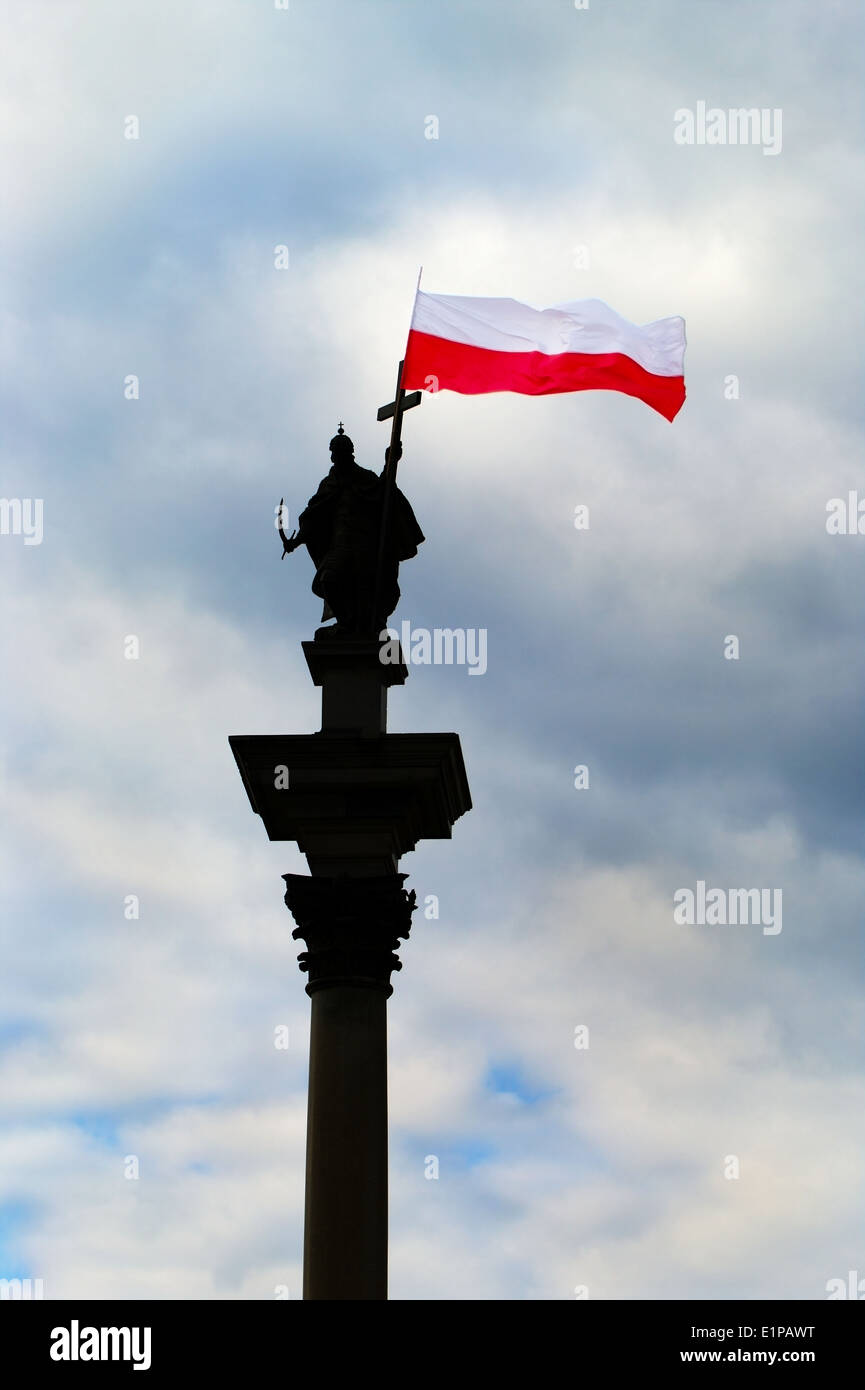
[402,292,686,421]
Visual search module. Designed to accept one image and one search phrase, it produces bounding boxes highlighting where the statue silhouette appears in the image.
[279,426,424,636]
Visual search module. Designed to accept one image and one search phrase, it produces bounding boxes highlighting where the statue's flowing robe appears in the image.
[297,463,424,627]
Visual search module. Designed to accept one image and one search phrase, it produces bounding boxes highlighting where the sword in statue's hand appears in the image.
[278,497,297,558]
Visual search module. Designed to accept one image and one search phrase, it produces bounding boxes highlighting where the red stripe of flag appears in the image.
[403,329,686,422]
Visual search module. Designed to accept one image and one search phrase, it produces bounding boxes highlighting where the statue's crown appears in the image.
[329,421,354,457]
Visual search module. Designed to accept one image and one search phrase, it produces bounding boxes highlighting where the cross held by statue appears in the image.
[376,361,422,429]
[371,360,422,632]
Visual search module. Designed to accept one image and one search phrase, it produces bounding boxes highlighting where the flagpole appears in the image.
[370,268,423,634]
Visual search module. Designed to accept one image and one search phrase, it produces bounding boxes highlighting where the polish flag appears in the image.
[402,292,686,421]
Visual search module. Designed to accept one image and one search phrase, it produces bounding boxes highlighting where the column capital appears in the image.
[283,873,417,997]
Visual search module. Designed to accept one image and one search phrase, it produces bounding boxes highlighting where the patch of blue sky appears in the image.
[0,1199,40,1282]
[68,1095,221,1149]
[485,1061,557,1105]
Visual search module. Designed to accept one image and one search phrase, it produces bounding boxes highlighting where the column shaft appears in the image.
[303,985,388,1300]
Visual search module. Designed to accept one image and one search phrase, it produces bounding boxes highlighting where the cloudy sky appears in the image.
[1,0,862,1300]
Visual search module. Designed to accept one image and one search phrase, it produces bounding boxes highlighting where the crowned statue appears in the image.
[279,425,425,637]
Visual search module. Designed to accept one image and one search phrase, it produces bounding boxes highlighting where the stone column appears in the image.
[229,630,471,1301]
[283,873,416,1300]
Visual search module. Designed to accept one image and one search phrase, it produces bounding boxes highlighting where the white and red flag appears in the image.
[402,291,686,421]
